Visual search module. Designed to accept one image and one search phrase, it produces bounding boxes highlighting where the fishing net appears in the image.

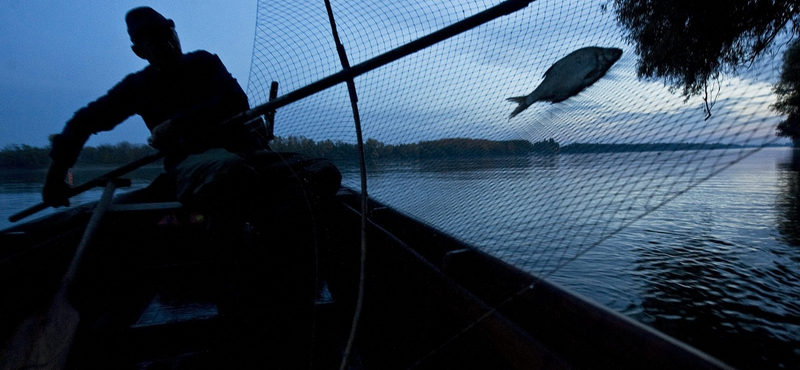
[248,0,784,279]
[247,0,796,368]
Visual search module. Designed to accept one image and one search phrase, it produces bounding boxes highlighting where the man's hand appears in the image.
[148,119,178,150]
[42,162,72,207]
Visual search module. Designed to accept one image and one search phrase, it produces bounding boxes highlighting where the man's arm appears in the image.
[42,160,73,207]
[42,76,138,206]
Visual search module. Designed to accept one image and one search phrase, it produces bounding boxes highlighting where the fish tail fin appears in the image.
[506,96,530,119]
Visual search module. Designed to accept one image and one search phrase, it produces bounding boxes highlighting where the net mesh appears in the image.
[246,3,794,365]
[248,0,784,279]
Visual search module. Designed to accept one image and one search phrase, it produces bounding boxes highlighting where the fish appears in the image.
[507,46,622,118]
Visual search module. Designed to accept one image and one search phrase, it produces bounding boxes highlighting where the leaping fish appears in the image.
[507,46,622,118]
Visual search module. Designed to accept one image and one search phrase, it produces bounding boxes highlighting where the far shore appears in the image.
[1,137,793,170]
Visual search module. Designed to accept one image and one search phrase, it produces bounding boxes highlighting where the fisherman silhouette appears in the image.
[42,7,331,368]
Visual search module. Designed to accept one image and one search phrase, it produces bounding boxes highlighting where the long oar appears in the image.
[1,178,127,370]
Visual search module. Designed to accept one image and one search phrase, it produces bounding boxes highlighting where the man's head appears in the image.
[126,7,182,69]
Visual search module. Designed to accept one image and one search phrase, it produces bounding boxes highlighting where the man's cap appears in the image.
[126,7,175,40]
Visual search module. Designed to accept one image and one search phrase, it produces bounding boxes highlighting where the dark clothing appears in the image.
[51,47,339,369]
[49,50,258,168]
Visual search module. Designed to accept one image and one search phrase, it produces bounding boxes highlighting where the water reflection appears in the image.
[4,149,800,368]
[608,147,800,370]
[633,219,800,369]
[0,168,47,193]
[416,156,533,173]
[776,148,800,247]
[0,166,163,230]
[383,154,558,174]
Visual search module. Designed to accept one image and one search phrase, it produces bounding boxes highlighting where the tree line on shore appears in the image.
[269,136,557,161]
[0,142,158,169]
[0,137,777,169]
[0,137,551,168]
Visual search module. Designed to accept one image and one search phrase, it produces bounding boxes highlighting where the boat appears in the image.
[0,179,734,369]
[2,0,773,367]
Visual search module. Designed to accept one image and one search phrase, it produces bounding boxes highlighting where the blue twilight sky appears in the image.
[0,0,791,149]
[0,0,257,148]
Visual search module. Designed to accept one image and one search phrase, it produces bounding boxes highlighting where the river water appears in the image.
[2,147,799,369]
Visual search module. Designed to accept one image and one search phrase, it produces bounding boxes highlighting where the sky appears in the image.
[0,0,257,148]
[241,0,790,147]
[0,0,791,149]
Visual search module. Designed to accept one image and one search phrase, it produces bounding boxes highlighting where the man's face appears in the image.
[132,28,182,70]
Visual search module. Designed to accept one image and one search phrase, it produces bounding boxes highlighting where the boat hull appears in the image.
[0,188,734,369]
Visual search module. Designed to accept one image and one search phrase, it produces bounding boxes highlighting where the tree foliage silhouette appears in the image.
[774,39,800,144]
[609,0,800,120]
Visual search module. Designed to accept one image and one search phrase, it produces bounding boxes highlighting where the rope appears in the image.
[320,2,369,369]
[244,1,787,368]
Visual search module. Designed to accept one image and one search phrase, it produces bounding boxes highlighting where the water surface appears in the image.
[2,148,798,369]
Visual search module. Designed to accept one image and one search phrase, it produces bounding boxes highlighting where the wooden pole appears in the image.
[1,179,128,370]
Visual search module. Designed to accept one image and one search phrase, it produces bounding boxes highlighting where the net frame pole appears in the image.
[321,2,368,369]
[228,0,536,126]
